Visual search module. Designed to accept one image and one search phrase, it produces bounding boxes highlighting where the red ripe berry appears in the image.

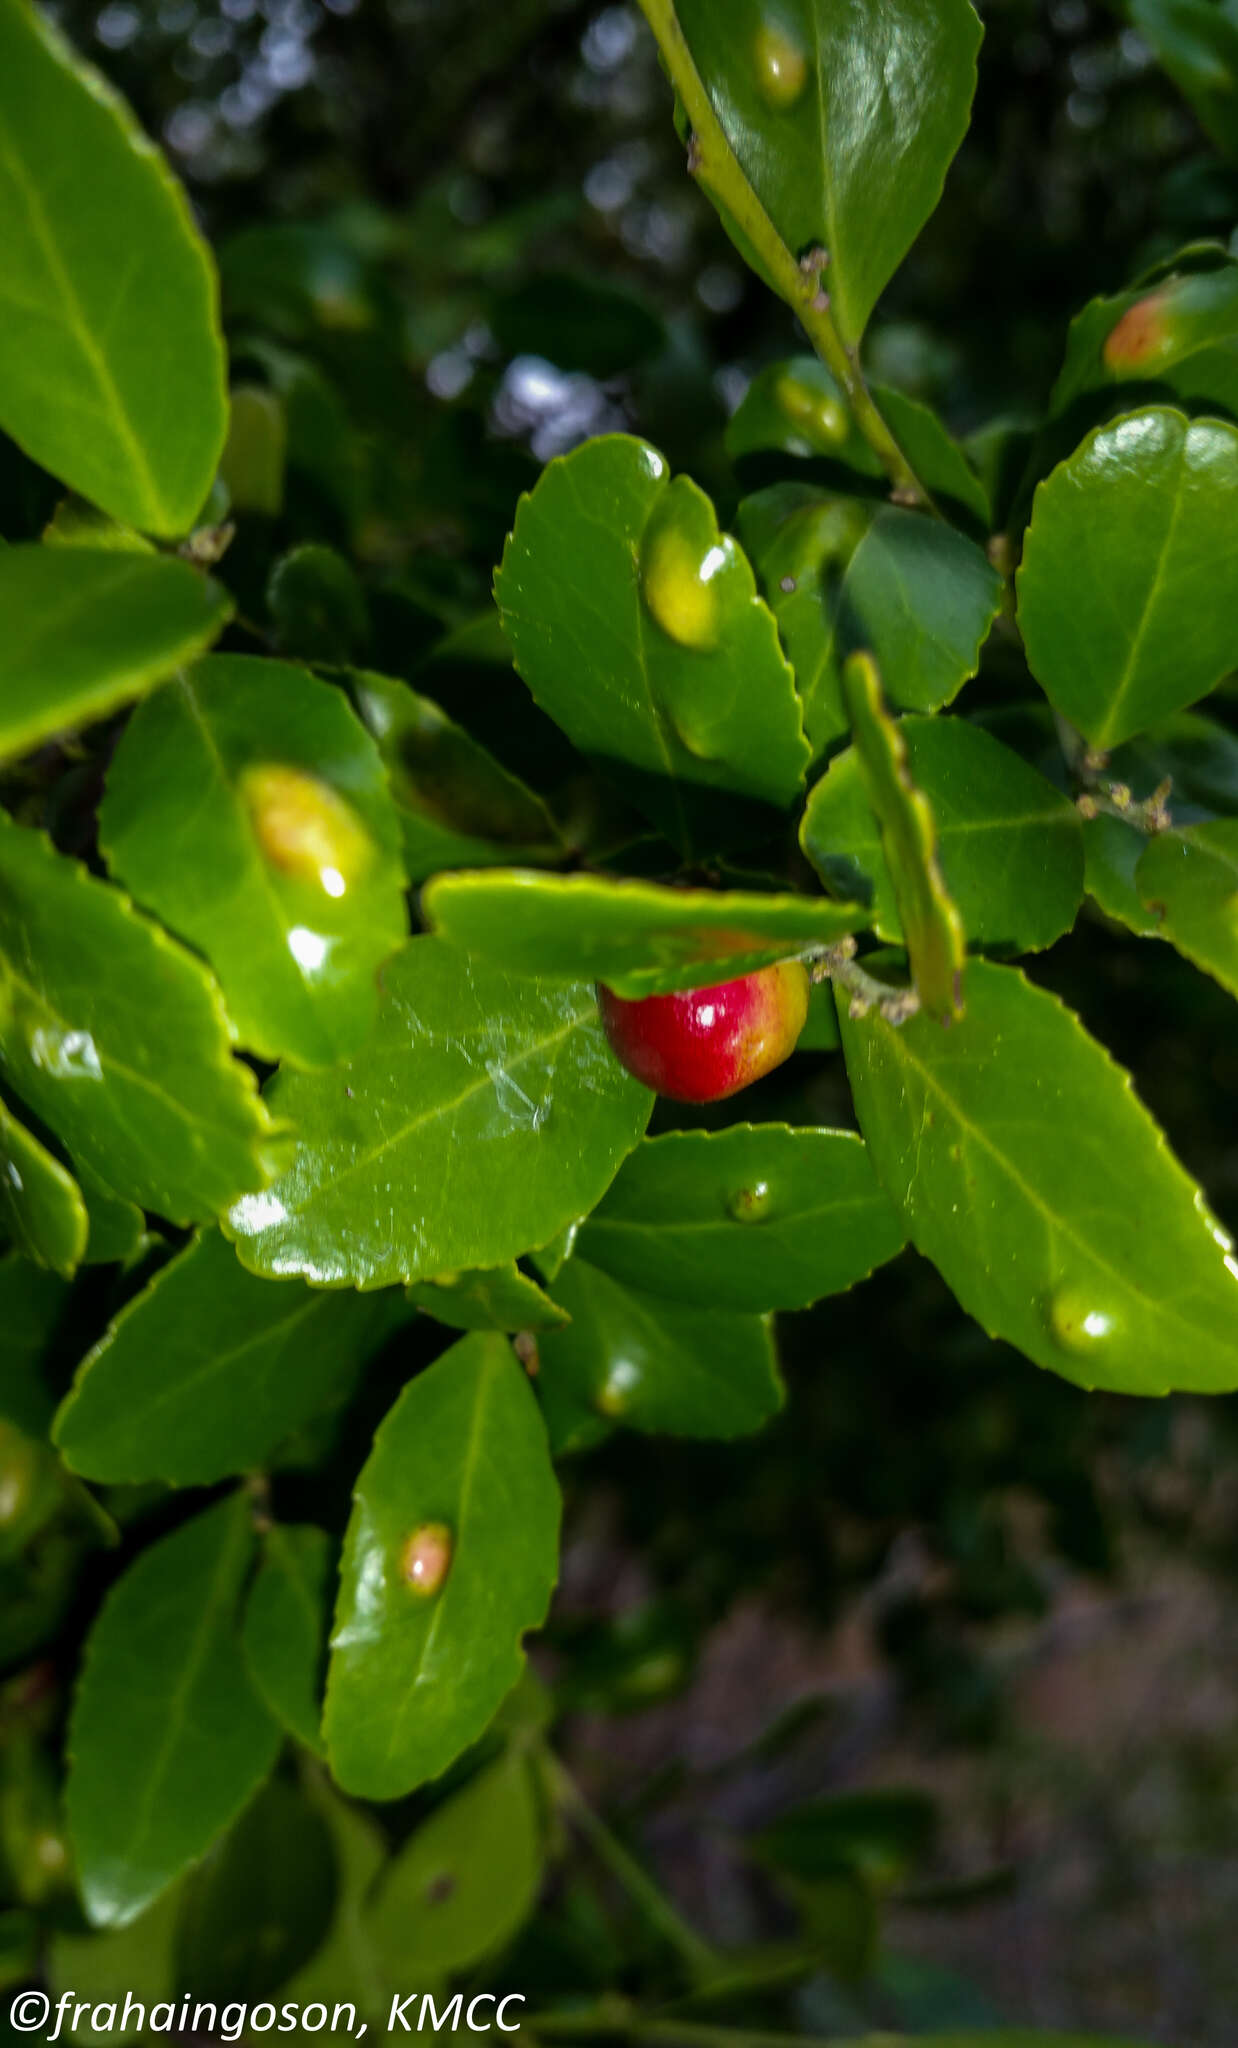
[597,960,810,1102]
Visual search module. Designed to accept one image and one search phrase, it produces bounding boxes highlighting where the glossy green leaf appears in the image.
[494,435,809,826]
[725,357,989,527]
[739,484,1001,755]
[100,656,408,1069]
[349,669,560,884]
[220,384,287,516]
[423,869,865,998]
[323,1333,561,1800]
[0,818,282,1224]
[176,1776,335,2004]
[1050,253,1238,424]
[66,1492,282,1926]
[226,937,652,1289]
[0,547,232,765]
[839,958,1238,1393]
[409,1263,570,1333]
[801,716,1083,954]
[241,1525,334,1758]
[1017,408,1238,748]
[53,1229,409,1486]
[1136,820,1238,997]
[658,0,981,343]
[577,1125,904,1311]
[0,0,226,534]
[0,1096,88,1278]
[841,655,966,1021]
[365,1752,542,1973]
[539,1257,782,1451]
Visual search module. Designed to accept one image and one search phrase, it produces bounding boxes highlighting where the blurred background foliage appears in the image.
[4,0,1237,2038]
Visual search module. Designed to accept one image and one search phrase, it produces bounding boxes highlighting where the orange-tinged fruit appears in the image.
[597,959,810,1102]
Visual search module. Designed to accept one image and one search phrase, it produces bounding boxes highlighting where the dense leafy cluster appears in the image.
[0,0,1236,2039]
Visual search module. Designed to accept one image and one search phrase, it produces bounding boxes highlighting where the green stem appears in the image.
[809,939,920,1025]
[543,1753,719,1979]
[635,0,934,514]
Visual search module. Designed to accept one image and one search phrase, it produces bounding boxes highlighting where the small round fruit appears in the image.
[597,960,810,1102]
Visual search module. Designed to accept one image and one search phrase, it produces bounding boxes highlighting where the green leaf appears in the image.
[226,937,652,1289]
[1016,407,1238,748]
[661,0,982,343]
[423,870,866,997]
[100,656,409,1068]
[494,435,809,828]
[48,1884,182,2045]
[0,1255,68,1434]
[66,1492,281,1926]
[349,669,561,885]
[1050,253,1238,423]
[241,1525,335,1758]
[738,484,1001,756]
[409,1263,570,1333]
[1136,820,1238,997]
[539,1257,782,1450]
[1082,812,1163,938]
[801,716,1084,954]
[1078,711,1238,933]
[841,655,966,1021]
[838,958,1238,1393]
[43,495,154,554]
[725,358,989,527]
[726,357,883,472]
[175,1776,336,2004]
[219,384,287,516]
[279,1781,390,2025]
[53,1228,409,1486]
[365,1753,542,1973]
[323,1333,561,1800]
[0,0,227,534]
[577,1125,904,1312]
[1128,0,1238,161]
[0,818,283,1224]
[78,1167,144,1267]
[0,547,232,765]
[0,1095,88,1278]
[268,543,370,665]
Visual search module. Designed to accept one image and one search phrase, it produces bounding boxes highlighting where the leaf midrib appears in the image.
[276,1006,592,1220]
[0,125,167,528]
[871,995,1233,1359]
[110,1504,251,1888]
